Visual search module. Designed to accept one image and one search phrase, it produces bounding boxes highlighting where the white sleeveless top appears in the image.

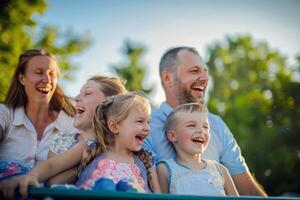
[161,159,226,196]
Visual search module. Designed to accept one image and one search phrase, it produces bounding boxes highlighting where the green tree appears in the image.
[0,0,91,101]
[112,40,153,94]
[206,35,300,195]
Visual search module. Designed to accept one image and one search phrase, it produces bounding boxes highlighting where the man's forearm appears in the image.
[232,172,267,196]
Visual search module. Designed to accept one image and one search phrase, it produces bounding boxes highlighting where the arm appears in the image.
[212,115,267,196]
[30,141,85,181]
[219,164,239,196]
[45,167,78,186]
[0,174,39,200]
[156,163,169,193]
[232,171,267,196]
[148,167,161,193]
[45,150,78,185]
[0,141,86,199]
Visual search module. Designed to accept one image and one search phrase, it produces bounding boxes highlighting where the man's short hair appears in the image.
[159,46,199,76]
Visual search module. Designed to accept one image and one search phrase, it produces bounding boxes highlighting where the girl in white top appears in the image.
[157,103,239,196]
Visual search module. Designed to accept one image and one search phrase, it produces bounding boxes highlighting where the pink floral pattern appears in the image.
[81,158,146,192]
[0,160,31,180]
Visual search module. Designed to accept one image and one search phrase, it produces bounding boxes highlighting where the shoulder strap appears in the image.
[206,159,224,180]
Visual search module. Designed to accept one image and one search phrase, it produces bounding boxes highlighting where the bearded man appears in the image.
[143,47,267,196]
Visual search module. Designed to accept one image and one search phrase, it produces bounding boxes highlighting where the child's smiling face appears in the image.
[114,105,151,153]
[168,111,210,155]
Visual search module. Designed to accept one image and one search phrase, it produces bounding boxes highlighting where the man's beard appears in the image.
[173,77,205,105]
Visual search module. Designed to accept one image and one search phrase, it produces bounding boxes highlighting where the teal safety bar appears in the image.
[29,187,300,200]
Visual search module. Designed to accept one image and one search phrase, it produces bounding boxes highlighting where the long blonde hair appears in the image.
[80,92,154,189]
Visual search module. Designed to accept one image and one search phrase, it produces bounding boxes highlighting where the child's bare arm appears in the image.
[156,163,169,193]
[148,167,161,193]
[30,141,86,181]
[45,167,78,186]
[45,150,78,185]
[219,164,239,196]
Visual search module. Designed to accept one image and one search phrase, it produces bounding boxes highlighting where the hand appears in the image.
[0,174,39,200]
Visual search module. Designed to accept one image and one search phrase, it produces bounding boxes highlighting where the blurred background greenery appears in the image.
[206,36,300,195]
[1,0,299,196]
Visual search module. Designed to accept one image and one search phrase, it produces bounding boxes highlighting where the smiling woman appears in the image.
[0,49,76,180]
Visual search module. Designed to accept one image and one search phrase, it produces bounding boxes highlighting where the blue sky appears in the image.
[39,0,300,106]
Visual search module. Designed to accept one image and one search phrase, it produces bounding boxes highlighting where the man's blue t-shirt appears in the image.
[143,102,248,175]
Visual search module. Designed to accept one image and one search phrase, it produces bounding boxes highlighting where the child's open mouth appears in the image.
[135,134,147,145]
[191,137,205,144]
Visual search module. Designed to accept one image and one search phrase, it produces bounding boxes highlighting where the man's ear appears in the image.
[161,70,174,88]
[167,130,177,143]
[18,74,25,86]
[107,119,118,135]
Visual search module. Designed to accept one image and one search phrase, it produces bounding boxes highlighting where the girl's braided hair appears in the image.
[136,149,154,191]
[79,92,155,191]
